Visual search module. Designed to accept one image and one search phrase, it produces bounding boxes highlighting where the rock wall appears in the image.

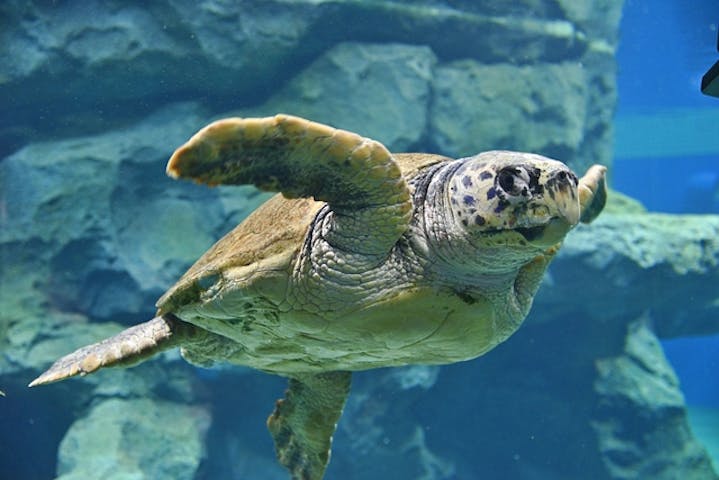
[0,0,618,173]
[2,1,718,479]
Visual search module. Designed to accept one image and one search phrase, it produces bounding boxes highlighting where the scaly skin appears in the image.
[167,114,413,256]
[267,371,351,480]
[30,115,607,480]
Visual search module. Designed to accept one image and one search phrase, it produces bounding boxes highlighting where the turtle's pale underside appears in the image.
[31,115,606,480]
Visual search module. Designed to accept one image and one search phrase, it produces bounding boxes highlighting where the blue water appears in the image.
[616,0,718,113]
[614,0,719,409]
[2,1,718,479]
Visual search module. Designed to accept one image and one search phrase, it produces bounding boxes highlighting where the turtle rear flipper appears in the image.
[268,371,351,480]
[29,314,200,387]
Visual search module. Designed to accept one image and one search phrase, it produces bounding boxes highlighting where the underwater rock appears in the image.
[0,103,241,324]
[556,0,625,40]
[1,0,603,157]
[430,61,588,165]
[593,318,718,480]
[429,44,618,175]
[427,0,624,38]
[536,208,719,337]
[239,42,436,152]
[0,104,236,480]
[55,397,210,480]
[574,47,619,176]
[0,0,319,148]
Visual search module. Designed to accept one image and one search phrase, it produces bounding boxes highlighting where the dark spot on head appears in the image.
[475,215,486,225]
[528,167,543,196]
[463,195,475,206]
[462,176,473,187]
[451,197,458,205]
[461,218,468,226]
[480,171,492,180]
[545,170,574,194]
[487,187,496,200]
[556,171,577,188]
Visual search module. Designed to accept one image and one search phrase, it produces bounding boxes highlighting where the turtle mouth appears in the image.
[480,224,546,242]
[519,217,572,246]
[515,225,547,242]
[481,217,571,246]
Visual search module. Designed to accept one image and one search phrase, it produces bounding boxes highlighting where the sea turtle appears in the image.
[30,114,606,480]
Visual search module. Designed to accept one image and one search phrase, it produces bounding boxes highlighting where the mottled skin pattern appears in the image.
[30,115,607,480]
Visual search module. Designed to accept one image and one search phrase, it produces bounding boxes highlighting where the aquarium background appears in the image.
[0,1,718,479]
[612,0,719,469]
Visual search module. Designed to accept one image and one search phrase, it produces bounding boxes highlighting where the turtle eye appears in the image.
[497,167,529,197]
[498,169,515,191]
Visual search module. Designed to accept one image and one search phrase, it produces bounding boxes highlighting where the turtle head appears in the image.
[446,151,603,254]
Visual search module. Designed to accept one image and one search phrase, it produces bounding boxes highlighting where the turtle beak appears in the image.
[518,217,573,247]
[519,169,580,247]
[547,170,581,226]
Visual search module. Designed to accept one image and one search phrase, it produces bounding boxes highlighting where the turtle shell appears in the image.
[156,153,448,317]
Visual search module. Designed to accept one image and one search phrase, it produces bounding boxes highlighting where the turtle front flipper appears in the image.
[578,164,607,224]
[167,115,412,255]
[29,314,201,387]
[268,371,351,480]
